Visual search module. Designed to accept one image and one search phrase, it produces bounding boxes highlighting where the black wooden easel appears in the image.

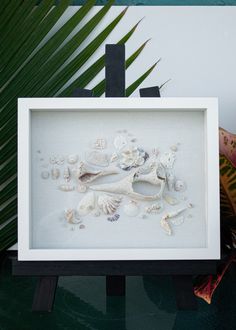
[12,44,217,312]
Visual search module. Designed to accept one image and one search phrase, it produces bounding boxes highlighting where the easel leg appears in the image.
[172,275,198,310]
[106,275,126,296]
[32,276,58,312]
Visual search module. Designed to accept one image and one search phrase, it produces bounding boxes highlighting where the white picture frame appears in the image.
[18,97,220,261]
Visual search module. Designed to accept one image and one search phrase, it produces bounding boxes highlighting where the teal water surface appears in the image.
[0,256,236,330]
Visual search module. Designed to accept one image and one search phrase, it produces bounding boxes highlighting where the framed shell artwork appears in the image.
[17,97,220,260]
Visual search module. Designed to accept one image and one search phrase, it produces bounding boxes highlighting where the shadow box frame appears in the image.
[17,97,220,261]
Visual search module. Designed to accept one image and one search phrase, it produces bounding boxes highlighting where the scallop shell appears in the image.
[76,192,95,216]
[123,201,139,217]
[114,135,127,151]
[67,154,78,164]
[97,194,122,215]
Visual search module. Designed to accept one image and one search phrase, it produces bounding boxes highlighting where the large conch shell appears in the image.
[90,169,165,201]
[73,162,119,184]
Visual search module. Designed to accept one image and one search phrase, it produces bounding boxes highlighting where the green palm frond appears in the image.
[0,0,159,251]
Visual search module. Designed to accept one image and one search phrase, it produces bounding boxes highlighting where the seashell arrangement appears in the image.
[38,130,194,235]
[97,194,122,215]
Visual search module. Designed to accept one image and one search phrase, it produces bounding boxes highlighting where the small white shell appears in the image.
[76,192,95,216]
[41,170,49,179]
[160,217,172,235]
[58,184,75,192]
[110,152,118,162]
[64,209,81,224]
[170,145,178,152]
[67,154,78,164]
[123,201,139,217]
[164,194,179,205]
[145,202,163,214]
[175,180,186,192]
[91,138,107,150]
[114,135,127,151]
[98,194,122,215]
[63,167,71,182]
[51,168,60,179]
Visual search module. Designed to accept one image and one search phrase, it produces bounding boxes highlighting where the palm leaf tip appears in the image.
[126,59,160,97]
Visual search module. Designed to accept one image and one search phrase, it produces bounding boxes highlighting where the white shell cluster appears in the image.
[119,146,148,171]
